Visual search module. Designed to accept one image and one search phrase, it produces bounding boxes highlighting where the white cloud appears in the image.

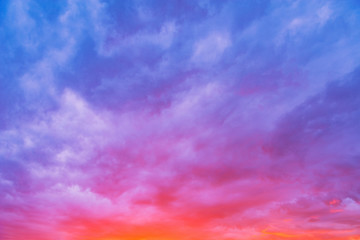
[192,31,231,64]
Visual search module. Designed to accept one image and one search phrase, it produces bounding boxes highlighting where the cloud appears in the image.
[191,31,231,65]
[1,0,360,240]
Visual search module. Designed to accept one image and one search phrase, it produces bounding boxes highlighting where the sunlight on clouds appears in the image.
[0,0,360,239]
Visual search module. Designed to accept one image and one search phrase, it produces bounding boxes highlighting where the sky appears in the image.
[0,0,360,239]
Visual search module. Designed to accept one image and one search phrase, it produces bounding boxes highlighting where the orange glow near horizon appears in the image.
[1,0,360,239]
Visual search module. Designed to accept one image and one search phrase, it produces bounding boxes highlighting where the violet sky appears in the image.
[1,0,360,240]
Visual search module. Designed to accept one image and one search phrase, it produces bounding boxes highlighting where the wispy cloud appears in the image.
[1,0,360,239]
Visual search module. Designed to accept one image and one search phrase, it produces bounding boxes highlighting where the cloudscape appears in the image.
[1,1,360,239]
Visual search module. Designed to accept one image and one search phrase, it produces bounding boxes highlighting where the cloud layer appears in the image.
[1,0,360,239]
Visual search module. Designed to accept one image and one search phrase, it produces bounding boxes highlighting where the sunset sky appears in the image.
[1,0,360,239]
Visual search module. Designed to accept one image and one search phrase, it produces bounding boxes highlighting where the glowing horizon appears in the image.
[1,0,360,239]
